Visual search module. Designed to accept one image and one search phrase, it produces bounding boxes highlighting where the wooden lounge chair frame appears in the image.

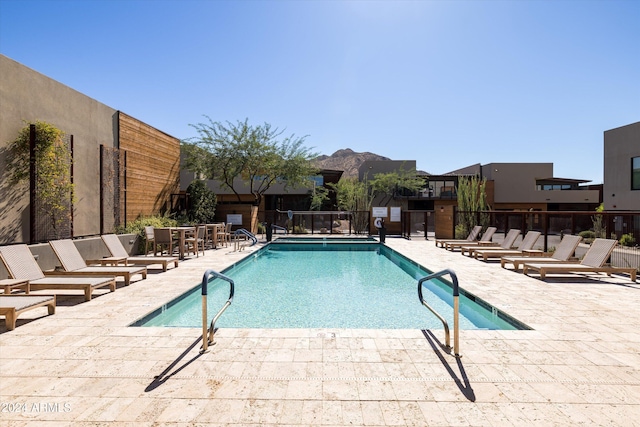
[99,234,178,272]
[444,227,497,251]
[523,238,637,282]
[48,239,147,286]
[500,235,582,271]
[0,295,55,331]
[435,225,482,248]
[469,230,540,260]
[461,228,520,256]
[0,244,116,301]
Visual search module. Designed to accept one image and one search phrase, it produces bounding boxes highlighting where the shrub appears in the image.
[186,180,217,223]
[619,233,636,247]
[579,230,596,243]
[455,224,468,239]
[8,121,75,239]
[116,215,178,252]
[293,225,308,234]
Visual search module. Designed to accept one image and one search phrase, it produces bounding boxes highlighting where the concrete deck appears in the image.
[1,237,639,426]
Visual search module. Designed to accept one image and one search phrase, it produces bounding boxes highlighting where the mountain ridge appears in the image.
[312,148,392,178]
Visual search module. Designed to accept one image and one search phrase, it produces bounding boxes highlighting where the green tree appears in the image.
[183,117,318,207]
[7,121,75,239]
[329,177,373,234]
[369,166,424,206]
[309,185,329,211]
[592,203,606,238]
[186,180,217,223]
[456,176,490,239]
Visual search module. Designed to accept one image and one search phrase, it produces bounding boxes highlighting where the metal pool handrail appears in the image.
[234,228,258,245]
[271,224,287,234]
[200,269,234,353]
[418,269,461,357]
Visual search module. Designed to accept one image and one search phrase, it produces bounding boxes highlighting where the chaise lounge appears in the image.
[468,230,541,260]
[522,238,637,282]
[0,294,56,331]
[500,234,582,271]
[48,239,147,286]
[435,225,482,248]
[98,234,179,272]
[461,228,520,256]
[444,227,497,251]
[0,244,116,301]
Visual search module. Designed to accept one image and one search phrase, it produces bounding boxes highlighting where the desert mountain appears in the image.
[313,148,391,178]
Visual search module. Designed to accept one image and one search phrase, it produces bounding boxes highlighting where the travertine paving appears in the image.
[1,237,639,426]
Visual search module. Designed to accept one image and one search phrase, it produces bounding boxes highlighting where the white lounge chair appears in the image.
[523,238,637,282]
[0,295,55,331]
[469,230,541,260]
[461,228,520,256]
[0,245,116,301]
[444,227,497,251]
[500,235,582,271]
[99,234,178,272]
[435,225,482,248]
[48,239,147,286]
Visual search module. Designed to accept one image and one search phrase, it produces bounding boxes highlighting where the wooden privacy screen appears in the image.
[118,112,180,223]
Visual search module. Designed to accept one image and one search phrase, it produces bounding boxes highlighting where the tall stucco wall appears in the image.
[0,55,118,244]
[603,122,640,211]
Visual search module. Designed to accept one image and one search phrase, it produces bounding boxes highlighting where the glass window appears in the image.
[633,157,640,190]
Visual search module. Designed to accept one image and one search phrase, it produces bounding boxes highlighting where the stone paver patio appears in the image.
[1,237,639,426]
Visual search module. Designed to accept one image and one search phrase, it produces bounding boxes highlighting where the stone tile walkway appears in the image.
[1,237,639,425]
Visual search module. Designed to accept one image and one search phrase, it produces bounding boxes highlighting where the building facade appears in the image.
[603,121,640,211]
[0,55,180,244]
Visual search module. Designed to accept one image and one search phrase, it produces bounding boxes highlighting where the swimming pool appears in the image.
[272,236,378,243]
[134,240,529,330]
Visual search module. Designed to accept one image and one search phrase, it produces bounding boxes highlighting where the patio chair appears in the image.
[144,226,155,255]
[435,225,482,248]
[461,228,521,256]
[0,244,116,301]
[468,230,540,260]
[500,234,582,271]
[184,226,206,257]
[0,294,56,331]
[523,238,637,282]
[222,223,233,247]
[100,234,178,272]
[444,227,497,251]
[153,228,179,256]
[48,239,147,286]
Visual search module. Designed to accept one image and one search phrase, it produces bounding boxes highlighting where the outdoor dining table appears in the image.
[157,226,196,260]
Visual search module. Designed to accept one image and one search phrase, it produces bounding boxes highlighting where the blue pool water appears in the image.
[134,242,528,330]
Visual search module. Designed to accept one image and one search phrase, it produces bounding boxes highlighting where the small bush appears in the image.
[579,230,596,243]
[116,215,178,252]
[455,224,468,239]
[293,225,308,234]
[619,233,636,247]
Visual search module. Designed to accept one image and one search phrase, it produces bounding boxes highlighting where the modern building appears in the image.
[447,163,601,211]
[0,55,180,244]
[603,121,640,211]
[361,160,601,212]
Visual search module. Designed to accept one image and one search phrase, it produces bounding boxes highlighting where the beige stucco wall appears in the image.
[603,121,640,211]
[0,55,118,244]
[481,163,599,206]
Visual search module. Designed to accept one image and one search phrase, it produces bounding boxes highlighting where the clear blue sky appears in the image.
[1,0,639,184]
